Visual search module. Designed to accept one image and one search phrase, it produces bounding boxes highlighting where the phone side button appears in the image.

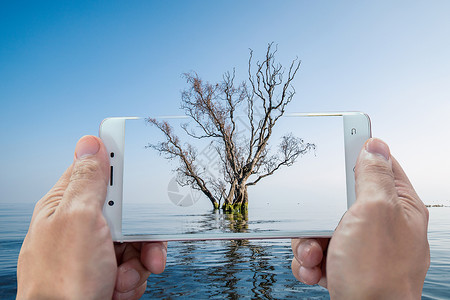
[110,166,114,186]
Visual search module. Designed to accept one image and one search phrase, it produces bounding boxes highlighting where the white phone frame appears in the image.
[99,112,371,242]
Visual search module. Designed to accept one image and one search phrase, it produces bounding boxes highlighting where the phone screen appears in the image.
[122,115,347,237]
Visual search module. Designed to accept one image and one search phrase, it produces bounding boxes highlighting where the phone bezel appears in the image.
[99,112,371,242]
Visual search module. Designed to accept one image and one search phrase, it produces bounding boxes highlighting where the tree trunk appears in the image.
[222,183,248,213]
[222,183,236,211]
[200,186,219,210]
[234,184,248,212]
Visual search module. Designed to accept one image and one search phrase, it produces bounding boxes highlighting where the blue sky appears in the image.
[1,1,449,205]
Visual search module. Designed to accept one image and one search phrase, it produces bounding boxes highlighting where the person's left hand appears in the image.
[17,135,167,300]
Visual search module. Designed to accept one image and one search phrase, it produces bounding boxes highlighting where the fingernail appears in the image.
[297,243,311,265]
[122,268,140,287]
[75,136,100,159]
[365,138,390,161]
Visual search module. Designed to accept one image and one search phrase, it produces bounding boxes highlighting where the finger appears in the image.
[291,256,302,281]
[141,242,167,274]
[59,136,110,212]
[291,257,323,285]
[391,156,429,220]
[291,238,328,268]
[113,280,147,300]
[355,138,396,206]
[115,257,150,293]
[115,242,142,264]
[114,243,151,293]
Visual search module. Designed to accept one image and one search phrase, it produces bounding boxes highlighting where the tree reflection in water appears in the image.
[146,212,329,299]
[181,209,249,234]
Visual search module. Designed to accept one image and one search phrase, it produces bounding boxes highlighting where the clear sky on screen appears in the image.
[1,1,449,205]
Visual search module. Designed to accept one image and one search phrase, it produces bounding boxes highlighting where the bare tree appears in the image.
[148,43,315,212]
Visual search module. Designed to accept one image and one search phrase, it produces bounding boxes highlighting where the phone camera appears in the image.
[108,200,114,206]
[110,152,115,158]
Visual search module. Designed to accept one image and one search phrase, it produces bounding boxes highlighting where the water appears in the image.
[1,203,449,299]
[122,202,343,240]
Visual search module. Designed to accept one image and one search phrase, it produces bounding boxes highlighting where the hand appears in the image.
[291,138,430,299]
[17,136,167,300]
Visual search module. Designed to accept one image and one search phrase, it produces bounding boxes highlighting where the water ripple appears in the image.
[0,203,449,299]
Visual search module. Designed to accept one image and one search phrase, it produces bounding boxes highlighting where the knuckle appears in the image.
[38,187,65,210]
[358,159,394,180]
[395,180,430,220]
[71,159,103,183]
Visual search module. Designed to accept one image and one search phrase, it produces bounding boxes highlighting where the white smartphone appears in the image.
[99,112,371,242]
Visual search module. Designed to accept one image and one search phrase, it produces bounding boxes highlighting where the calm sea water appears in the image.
[0,203,449,299]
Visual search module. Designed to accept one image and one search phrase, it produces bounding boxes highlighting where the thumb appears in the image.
[354,138,396,205]
[61,135,110,211]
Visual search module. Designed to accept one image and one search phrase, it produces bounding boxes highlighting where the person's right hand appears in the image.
[291,138,430,299]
